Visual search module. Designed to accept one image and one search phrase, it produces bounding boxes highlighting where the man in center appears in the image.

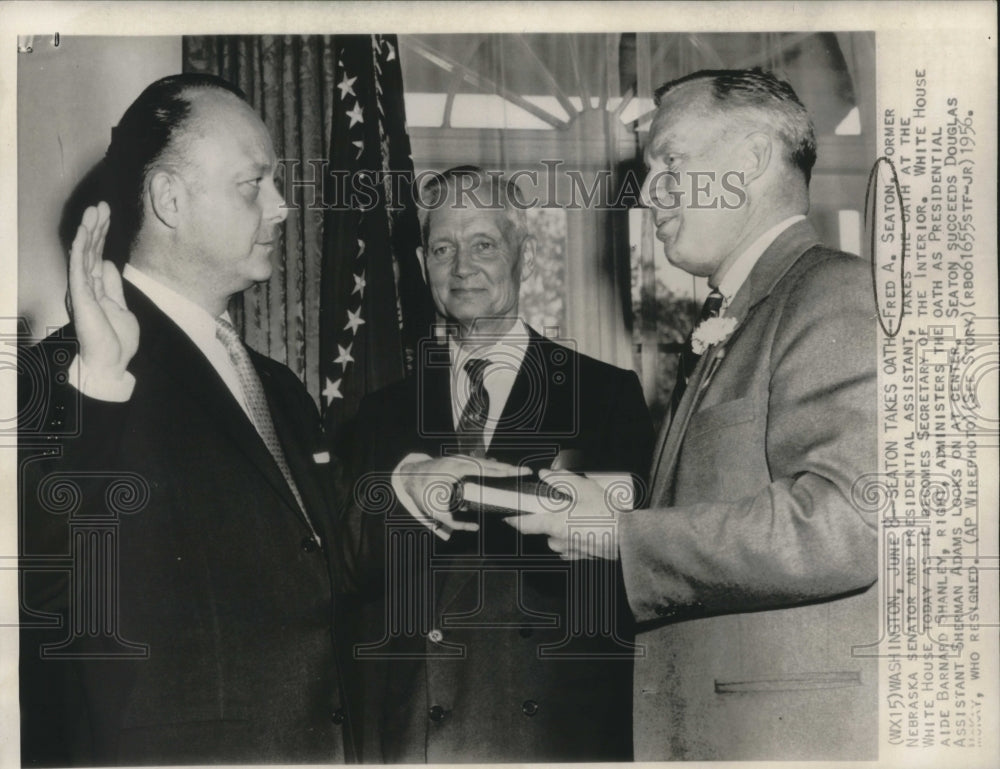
[344,166,654,762]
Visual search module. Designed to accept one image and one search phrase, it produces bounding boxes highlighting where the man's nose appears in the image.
[266,181,289,224]
[451,246,477,277]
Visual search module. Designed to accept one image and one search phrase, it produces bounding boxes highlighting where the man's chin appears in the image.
[663,243,706,275]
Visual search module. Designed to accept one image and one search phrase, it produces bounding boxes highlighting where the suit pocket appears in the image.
[714,670,862,693]
[686,397,755,440]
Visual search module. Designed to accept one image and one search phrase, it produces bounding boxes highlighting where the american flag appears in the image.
[320,34,433,437]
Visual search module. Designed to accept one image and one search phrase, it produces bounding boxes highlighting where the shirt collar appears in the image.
[448,318,530,372]
[715,215,806,309]
[123,263,233,347]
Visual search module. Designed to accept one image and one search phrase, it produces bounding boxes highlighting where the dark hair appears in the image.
[654,68,817,184]
[416,165,530,250]
[103,73,246,263]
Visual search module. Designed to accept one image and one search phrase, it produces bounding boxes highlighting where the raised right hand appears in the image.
[67,202,139,379]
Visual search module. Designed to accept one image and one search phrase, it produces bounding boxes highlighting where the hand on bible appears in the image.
[504,469,623,560]
[67,202,139,381]
[400,455,529,533]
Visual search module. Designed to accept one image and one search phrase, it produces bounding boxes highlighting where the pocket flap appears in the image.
[715,670,862,693]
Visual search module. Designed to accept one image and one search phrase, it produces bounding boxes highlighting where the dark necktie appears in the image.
[215,318,320,545]
[669,289,725,417]
[457,357,491,458]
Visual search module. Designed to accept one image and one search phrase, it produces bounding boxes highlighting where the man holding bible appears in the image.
[509,69,879,760]
[344,166,654,762]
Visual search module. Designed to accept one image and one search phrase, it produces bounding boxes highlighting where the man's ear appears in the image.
[517,236,536,281]
[739,132,772,184]
[148,170,182,230]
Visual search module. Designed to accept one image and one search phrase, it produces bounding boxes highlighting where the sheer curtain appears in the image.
[399,34,637,370]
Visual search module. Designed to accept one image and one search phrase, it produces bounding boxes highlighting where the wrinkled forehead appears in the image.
[426,196,510,239]
[645,84,718,162]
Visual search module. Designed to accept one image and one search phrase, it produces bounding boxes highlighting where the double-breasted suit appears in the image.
[620,221,879,760]
[19,281,355,765]
[343,327,654,762]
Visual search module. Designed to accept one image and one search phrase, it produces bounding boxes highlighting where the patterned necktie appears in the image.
[457,357,491,458]
[669,289,725,417]
[215,318,319,542]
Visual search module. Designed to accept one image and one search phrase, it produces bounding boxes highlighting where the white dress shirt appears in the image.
[394,318,532,539]
[72,264,253,422]
[715,215,806,314]
[447,318,530,448]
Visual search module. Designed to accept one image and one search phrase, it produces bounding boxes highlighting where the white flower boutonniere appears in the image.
[691,316,739,355]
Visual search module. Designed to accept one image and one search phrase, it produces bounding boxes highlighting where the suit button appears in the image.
[518,627,534,638]
[301,537,319,553]
[428,628,444,644]
[521,699,539,716]
[428,705,446,723]
[331,708,346,725]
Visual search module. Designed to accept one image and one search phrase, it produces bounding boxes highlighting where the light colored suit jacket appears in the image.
[620,220,879,761]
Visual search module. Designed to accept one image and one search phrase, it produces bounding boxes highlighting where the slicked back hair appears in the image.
[104,73,247,264]
[654,68,817,184]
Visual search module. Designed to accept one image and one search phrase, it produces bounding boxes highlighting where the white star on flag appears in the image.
[337,73,357,99]
[352,140,364,159]
[344,308,366,333]
[346,103,364,128]
[323,377,343,402]
[334,343,355,368]
[385,42,396,61]
[352,272,367,297]
[356,239,366,258]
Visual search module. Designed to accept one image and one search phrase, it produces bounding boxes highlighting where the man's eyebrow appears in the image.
[239,156,276,176]
[647,135,674,159]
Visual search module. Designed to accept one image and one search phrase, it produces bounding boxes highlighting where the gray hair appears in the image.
[417,165,531,250]
[654,68,817,184]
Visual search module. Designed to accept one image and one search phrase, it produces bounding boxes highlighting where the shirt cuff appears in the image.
[69,355,136,402]
[391,452,452,541]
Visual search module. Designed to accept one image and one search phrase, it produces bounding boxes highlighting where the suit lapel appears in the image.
[649,343,726,504]
[418,340,458,448]
[256,358,331,527]
[125,283,306,522]
[648,220,822,505]
[493,331,553,446]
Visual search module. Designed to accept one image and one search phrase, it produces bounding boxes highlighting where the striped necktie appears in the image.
[215,318,320,544]
[457,357,491,458]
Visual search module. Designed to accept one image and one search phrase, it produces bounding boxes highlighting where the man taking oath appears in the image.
[19,74,354,765]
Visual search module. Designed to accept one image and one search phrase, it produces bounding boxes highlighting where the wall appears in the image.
[17,36,181,340]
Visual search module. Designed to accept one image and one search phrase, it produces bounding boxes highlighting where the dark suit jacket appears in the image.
[19,281,355,765]
[341,327,654,763]
[620,221,879,760]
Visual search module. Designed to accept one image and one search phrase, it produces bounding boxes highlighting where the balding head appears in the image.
[104,73,247,264]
